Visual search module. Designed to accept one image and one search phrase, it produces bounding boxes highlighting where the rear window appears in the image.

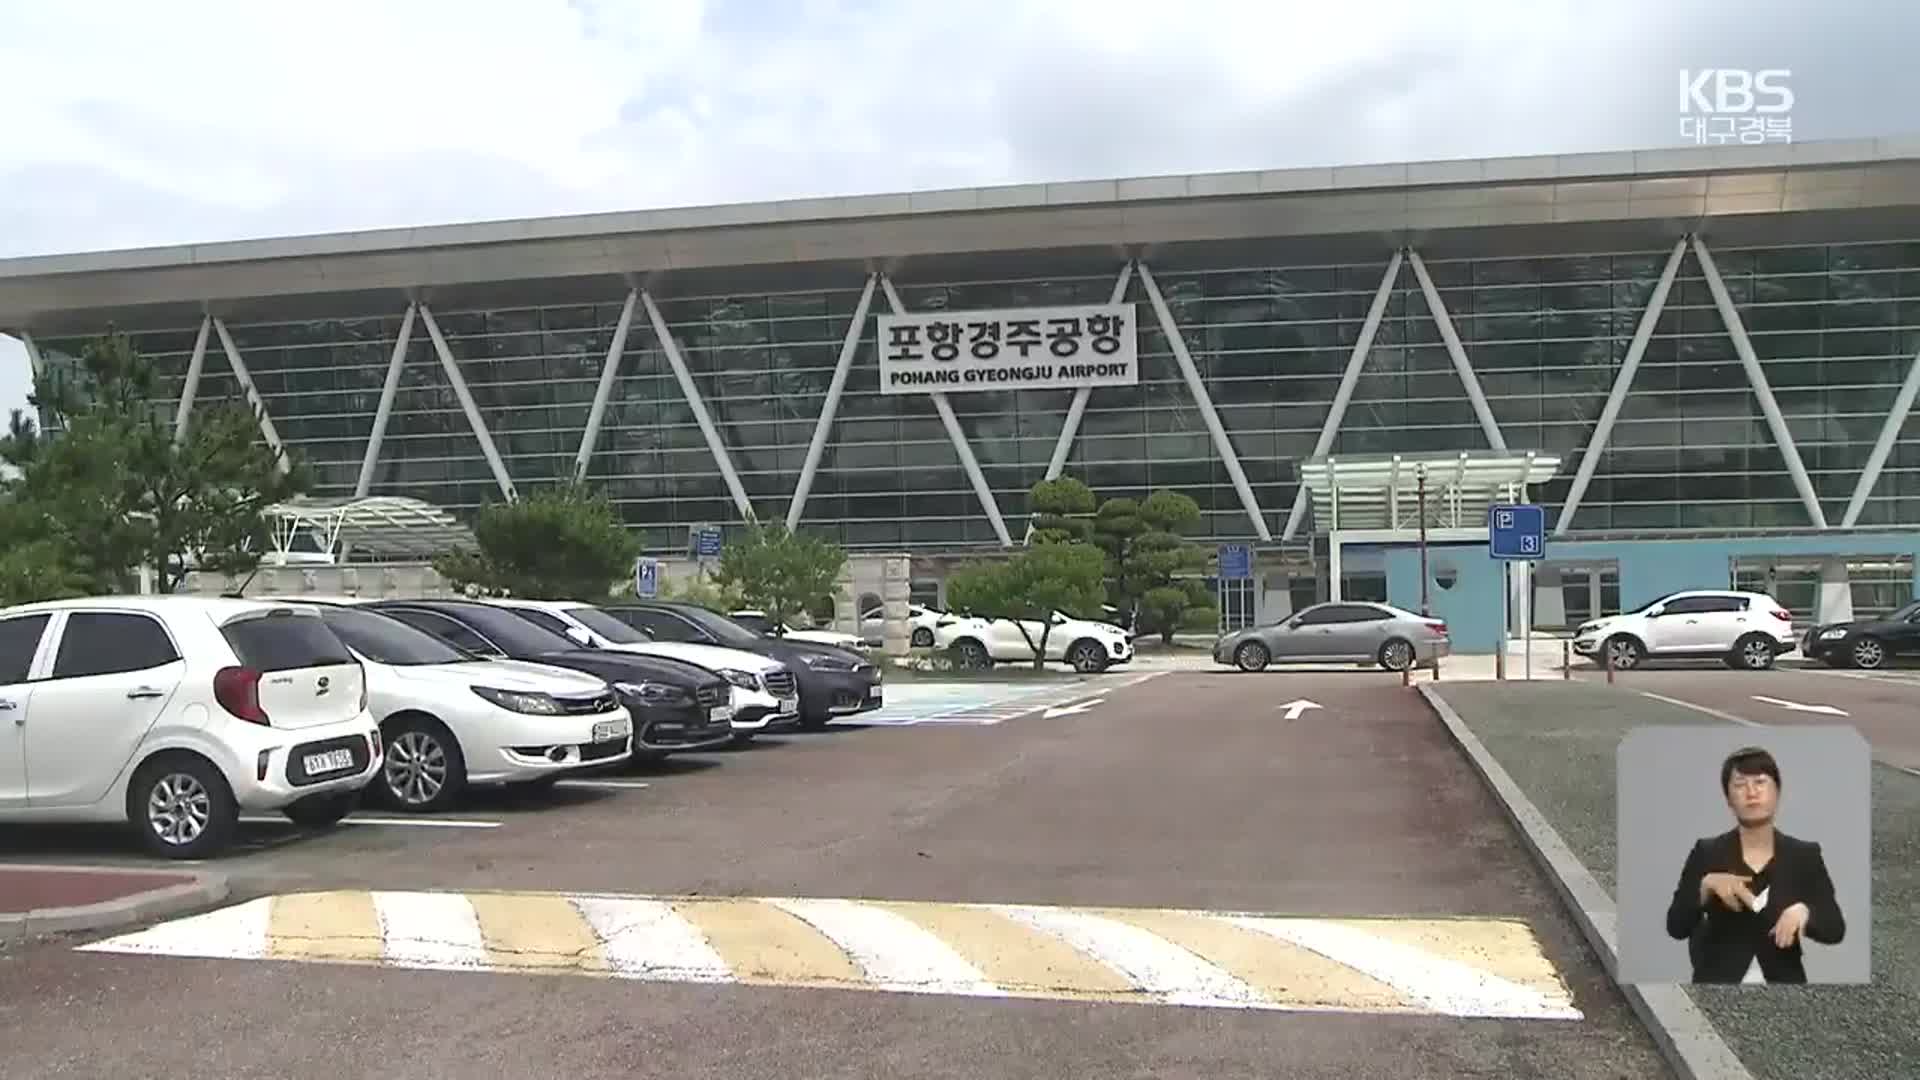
[220,609,355,672]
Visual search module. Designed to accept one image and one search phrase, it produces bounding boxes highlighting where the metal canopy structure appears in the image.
[262,496,474,564]
[1299,451,1562,535]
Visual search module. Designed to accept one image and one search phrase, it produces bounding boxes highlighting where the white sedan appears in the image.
[307,603,633,811]
[0,596,381,859]
[730,609,869,653]
[932,610,1135,673]
[486,598,801,740]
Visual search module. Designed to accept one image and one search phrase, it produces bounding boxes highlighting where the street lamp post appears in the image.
[1416,466,1431,617]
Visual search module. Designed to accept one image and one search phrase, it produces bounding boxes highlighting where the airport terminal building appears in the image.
[5,137,1920,649]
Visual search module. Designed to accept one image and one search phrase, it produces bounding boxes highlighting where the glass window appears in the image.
[510,608,577,637]
[618,609,708,643]
[567,607,651,643]
[321,608,469,666]
[376,608,504,657]
[52,612,182,678]
[0,614,51,683]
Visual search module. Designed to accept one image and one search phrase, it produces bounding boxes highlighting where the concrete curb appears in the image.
[1416,684,1756,1080]
[0,864,229,943]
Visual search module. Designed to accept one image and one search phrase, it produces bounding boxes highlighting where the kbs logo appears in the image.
[1678,69,1793,146]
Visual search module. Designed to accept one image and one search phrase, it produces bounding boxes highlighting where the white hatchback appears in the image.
[486,599,801,740]
[304,603,634,811]
[0,596,381,859]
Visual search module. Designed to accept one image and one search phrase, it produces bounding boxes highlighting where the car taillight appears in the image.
[1770,609,1793,622]
[213,666,270,725]
[1426,620,1448,636]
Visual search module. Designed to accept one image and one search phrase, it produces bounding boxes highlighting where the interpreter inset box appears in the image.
[1615,726,1871,985]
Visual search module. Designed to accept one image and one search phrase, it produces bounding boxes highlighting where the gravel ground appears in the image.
[1436,682,1920,1080]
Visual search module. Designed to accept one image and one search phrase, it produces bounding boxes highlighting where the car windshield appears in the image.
[321,607,471,666]
[682,607,767,647]
[568,606,651,644]
[1885,600,1920,622]
[730,612,776,634]
[1623,592,1681,616]
[430,604,579,655]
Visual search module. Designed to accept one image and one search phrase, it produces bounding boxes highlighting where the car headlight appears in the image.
[472,686,564,714]
[613,680,693,705]
[718,668,760,690]
[798,653,858,671]
[1819,628,1847,640]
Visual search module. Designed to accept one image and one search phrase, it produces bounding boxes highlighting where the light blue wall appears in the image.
[1381,531,1920,653]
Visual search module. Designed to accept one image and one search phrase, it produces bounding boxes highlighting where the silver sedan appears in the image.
[1212,602,1451,672]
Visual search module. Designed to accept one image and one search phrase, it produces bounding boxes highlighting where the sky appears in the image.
[3,0,1916,420]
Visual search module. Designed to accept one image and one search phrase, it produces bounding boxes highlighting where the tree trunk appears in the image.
[1161,626,1176,645]
[1034,623,1051,671]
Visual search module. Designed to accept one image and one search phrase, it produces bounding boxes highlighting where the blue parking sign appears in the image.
[634,556,658,598]
[1218,544,1252,580]
[1488,504,1546,560]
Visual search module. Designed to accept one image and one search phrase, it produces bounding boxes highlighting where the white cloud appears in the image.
[1,0,1914,417]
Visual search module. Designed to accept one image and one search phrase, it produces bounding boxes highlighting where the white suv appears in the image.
[0,596,381,859]
[296,602,634,812]
[932,609,1135,673]
[1571,590,1797,671]
[485,599,800,741]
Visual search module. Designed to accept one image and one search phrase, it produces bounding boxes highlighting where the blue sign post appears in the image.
[1488,504,1546,680]
[693,526,723,560]
[1488,504,1545,560]
[634,557,658,599]
[1218,543,1252,580]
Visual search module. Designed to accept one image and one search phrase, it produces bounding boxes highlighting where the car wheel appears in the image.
[1377,637,1415,672]
[1851,636,1888,670]
[283,791,357,828]
[1603,635,1645,670]
[1234,641,1270,672]
[1732,633,1777,671]
[380,717,465,813]
[1067,639,1109,674]
[129,755,237,860]
[910,627,934,648]
[951,638,993,671]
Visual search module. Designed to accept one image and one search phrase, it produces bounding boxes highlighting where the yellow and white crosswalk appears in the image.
[79,890,1583,1019]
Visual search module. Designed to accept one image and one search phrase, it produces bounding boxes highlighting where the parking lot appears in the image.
[0,667,1671,1079]
[1562,656,1920,773]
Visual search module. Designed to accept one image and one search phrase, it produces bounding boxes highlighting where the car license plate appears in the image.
[867,685,882,701]
[779,695,799,715]
[303,748,354,775]
[592,719,631,743]
[710,706,735,725]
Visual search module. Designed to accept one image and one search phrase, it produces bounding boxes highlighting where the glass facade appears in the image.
[38,235,1920,552]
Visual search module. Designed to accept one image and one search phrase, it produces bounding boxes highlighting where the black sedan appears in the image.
[1803,598,1920,670]
[599,602,883,729]
[364,599,736,762]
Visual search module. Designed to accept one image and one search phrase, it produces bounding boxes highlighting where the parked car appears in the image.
[729,609,868,653]
[932,610,1134,673]
[482,598,800,741]
[1213,602,1449,673]
[285,601,633,811]
[859,603,944,649]
[1802,598,1920,670]
[602,602,883,729]
[0,596,381,859]
[1571,590,1796,671]
[361,599,734,762]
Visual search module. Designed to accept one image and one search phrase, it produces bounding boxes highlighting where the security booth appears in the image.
[1296,452,1562,653]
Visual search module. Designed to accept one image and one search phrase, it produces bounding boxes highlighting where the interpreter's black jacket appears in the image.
[1665,828,1845,984]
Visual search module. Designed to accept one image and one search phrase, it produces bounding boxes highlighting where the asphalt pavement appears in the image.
[0,669,1667,1080]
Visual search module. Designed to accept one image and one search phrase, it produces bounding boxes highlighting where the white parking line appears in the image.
[553,779,653,790]
[239,816,504,829]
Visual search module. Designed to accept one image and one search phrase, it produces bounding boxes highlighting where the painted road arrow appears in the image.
[1751,695,1850,717]
[1042,697,1105,719]
[1278,699,1322,721]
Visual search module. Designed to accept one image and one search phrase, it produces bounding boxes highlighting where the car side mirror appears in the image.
[1287,618,1304,630]
[565,626,594,646]
[1648,607,1667,618]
